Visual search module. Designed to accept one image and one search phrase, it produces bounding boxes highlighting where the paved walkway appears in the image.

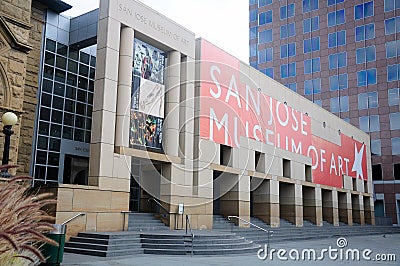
[63,234,400,266]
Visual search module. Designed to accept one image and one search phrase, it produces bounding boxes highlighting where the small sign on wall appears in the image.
[178,203,184,215]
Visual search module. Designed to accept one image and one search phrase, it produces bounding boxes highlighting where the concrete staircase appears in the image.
[213,215,400,245]
[65,213,260,257]
[141,231,260,255]
[127,212,169,231]
[64,231,142,257]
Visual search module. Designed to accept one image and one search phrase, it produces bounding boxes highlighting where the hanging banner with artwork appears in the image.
[130,39,165,149]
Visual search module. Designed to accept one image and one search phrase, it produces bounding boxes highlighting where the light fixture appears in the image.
[1,112,18,177]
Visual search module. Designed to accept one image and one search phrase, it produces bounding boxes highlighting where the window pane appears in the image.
[392,137,400,155]
[388,88,400,106]
[370,115,380,132]
[390,112,400,130]
[371,139,381,156]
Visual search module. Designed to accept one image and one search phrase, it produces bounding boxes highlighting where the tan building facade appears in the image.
[42,0,374,238]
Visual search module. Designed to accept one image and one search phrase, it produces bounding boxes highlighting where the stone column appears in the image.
[294,183,303,227]
[315,187,323,226]
[163,51,181,157]
[115,26,134,147]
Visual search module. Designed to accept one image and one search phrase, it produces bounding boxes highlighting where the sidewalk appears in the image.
[62,234,400,266]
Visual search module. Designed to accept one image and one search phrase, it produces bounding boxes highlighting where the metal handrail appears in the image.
[61,213,85,225]
[228,216,273,253]
[185,214,194,256]
[148,198,170,214]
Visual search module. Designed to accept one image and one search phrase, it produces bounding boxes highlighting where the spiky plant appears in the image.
[0,165,58,265]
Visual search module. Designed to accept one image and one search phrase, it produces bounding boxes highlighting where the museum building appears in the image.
[29,0,374,237]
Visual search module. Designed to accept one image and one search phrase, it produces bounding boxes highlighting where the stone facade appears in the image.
[0,0,47,175]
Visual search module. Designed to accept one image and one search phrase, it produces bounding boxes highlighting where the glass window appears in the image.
[250,9,257,22]
[249,27,257,40]
[280,43,296,58]
[285,83,297,92]
[259,0,272,7]
[391,137,400,155]
[303,16,319,33]
[358,92,378,109]
[45,52,55,65]
[359,115,380,132]
[258,48,273,63]
[388,88,400,106]
[250,0,257,5]
[261,68,274,78]
[259,29,273,43]
[390,112,400,130]
[387,64,400,82]
[304,37,320,53]
[354,1,374,20]
[371,139,381,156]
[280,4,295,19]
[329,74,348,91]
[303,0,318,12]
[280,23,296,38]
[385,17,400,35]
[250,44,257,57]
[328,30,346,48]
[330,96,349,113]
[250,61,257,68]
[304,58,320,74]
[281,62,296,78]
[259,10,273,25]
[355,23,375,42]
[328,9,345,27]
[384,0,400,12]
[357,69,377,86]
[314,100,322,107]
[356,46,376,64]
[304,78,321,95]
[386,40,400,58]
[46,39,56,52]
[329,52,347,69]
[328,0,344,6]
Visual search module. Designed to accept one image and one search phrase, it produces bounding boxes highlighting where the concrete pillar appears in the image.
[115,27,134,147]
[303,186,322,226]
[250,177,280,227]
[315,187,323,226]
[294,183,303,227]
[352,194,365,225]
[163,51,181,157]
[218,173,250,227]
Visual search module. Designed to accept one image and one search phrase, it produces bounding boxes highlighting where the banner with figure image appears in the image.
[130,39,165,149]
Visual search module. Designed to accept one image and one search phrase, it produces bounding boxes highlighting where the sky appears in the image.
[62,0,249,62]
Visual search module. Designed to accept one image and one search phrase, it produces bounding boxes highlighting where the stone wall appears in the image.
[0,0,46,175]
[17,2,46,175]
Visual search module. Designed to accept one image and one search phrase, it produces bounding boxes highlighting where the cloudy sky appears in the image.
[62,0,249,62]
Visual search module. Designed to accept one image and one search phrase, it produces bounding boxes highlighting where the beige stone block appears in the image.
[99,176,130,192]
[96,17,121,50]
[198,139,219,164]
[91,110,116,145]
[197,214,212,230]
[96,47,120,82]
[112,155,131,179]
[89,143,114,177]
[86,212,98,232]
[73,189,111,212]
[110,192,129,211]
[93,78,117,112]
[56,188,73,212]
[97,212,124,231]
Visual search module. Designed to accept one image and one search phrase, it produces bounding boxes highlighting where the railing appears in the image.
[148,198,172,227]
[185,214,194,256]
[228,216,273,253]
[61,213,85,225]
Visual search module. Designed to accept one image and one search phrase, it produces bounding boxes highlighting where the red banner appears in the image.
[199,39,368,188]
